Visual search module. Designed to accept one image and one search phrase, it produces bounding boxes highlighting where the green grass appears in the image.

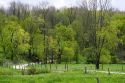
[0,64,125,83]
[0,71,125,83]
[0,67,21,75]
[28,64,125,72]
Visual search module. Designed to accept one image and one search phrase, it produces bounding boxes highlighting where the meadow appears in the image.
[0,64,125,83]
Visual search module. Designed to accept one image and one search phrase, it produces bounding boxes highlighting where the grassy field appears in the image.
[28,64,125,72]
[0,64,125,83]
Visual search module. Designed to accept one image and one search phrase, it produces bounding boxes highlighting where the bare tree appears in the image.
[39,1,49,64]
[7,2,30,20]
[79,0,111,69]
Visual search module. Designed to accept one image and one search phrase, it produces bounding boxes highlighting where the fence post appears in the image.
[108,68,110,75]
[84,67,87,74]
[96,77,100,83]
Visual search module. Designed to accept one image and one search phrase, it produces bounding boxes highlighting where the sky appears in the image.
[0,0,125,11]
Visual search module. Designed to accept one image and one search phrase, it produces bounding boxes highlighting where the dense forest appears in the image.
[0,0,125,69]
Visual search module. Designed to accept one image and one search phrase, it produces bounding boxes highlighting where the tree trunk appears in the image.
[95,53,101,69]
[11,50,14,61]
[75,54,79,64]
[57,48,62,64]
[45,48,48,64]
[28,49,32,59]
[58,54,61,64]
[51,49,54,63]
[95,60,100,69]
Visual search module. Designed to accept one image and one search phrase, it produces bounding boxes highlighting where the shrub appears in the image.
[27,66,36,75]
[24,66,50,75]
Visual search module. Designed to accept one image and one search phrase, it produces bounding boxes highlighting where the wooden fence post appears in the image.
[108,68,110,75]
[84,67,87,74]
[96,77,100,83]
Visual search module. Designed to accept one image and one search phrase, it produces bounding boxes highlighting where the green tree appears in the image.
[54,23,76,63]
[100,48,111,64]
[22,15,44,61]
[1,16,30,62]
[110,13,125,62]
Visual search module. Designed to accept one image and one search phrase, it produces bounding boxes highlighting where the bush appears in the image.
[27,66,36,75]
[24,66,50,75]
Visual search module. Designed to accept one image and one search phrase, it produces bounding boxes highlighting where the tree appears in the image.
[48,35,58,63]
[54,23,76,63]
[70,20,83,63]
[0,13,7,64]
[0,16,30,62]
[63,47,74,63]
[8,1,30,20]
[22,15,44,62]
[79,0,119,69]
[100,48,111,64]
[110,13,125,61]
[38,1,50,64]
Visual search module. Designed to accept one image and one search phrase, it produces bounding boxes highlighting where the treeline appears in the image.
[0,0,125,69]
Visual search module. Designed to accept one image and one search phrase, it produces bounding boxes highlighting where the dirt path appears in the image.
[88,70,125,74]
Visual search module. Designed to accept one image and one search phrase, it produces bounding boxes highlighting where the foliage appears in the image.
[0,1,124,66]
[27,66,50,75]
[62,47,74,61]
[100,48,111,64]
